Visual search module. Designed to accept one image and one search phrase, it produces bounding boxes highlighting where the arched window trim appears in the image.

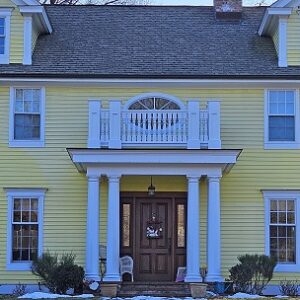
[124,92,185,110]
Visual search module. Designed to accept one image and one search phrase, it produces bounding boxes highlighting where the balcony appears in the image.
[88,100,221,149]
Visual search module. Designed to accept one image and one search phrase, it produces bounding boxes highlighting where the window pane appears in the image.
[14,114,40,140]
[122,204,131,247]
[269,199,296,264]
[0,18,4,35]
[269,116,295,141]
[286,91,295,114]
[177,204,185,248]
[12,197,39,262]
[12,224,38,261]
[0,37,4,54]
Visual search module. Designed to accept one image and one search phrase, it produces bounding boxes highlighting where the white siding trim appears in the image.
[263,190,300,272]
[23,15,32,65]
[278,16,288,67]
[0,9,12,65]
[5,188,46,271]
[9,87,46,148]
[264,89,300,149]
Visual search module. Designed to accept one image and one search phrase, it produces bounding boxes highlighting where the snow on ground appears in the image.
[274,296,289,299]
[19,292,94,299]
[227,293,265,299]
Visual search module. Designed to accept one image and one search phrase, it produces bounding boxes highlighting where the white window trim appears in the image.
[0,9,12,64]
[9,87,46,147]
[264,89,300,149]
[263,190,300,272]
[5,188,46,271]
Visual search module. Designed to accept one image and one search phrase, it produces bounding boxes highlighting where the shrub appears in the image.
[32,251,84,294]
[279,279,299,296]
[229,254,276,295]
[12,282,27,296]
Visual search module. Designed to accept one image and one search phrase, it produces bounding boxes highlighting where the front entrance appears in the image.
[120,193,186,282]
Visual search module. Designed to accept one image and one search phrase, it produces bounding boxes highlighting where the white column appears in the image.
[85,174,100,281]
[103,175,121,282]
[206,176,223,282]
[185,176,202,282]
[278,16,288,68]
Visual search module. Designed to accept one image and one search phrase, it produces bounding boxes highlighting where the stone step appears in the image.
[118,282,191,297]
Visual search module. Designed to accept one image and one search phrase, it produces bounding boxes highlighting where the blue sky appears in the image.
[153,0,276,5]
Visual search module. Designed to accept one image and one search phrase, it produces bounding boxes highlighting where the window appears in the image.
[263,191,300,272]
[0,17,5,55]
[9,87,45,147]
[264,90,300,149]
[5,189,46,271]
[0,9,12,64]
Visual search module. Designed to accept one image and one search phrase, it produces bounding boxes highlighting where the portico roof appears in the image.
[67,148,242,175]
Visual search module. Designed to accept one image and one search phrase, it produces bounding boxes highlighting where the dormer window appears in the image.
[0,8,12,64]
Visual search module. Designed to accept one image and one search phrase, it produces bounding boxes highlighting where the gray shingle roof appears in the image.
[1,5,300,79]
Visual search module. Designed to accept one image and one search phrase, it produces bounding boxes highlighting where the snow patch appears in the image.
[227,293,265,299]
[19,292,94,299]
[275,296,289,298]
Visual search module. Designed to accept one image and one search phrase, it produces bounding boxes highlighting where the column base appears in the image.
[103,274,121,282]
[85,273,101,281]
[184,275,202,283]
[205,274,224,282]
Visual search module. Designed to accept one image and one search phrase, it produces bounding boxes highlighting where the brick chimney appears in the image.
[214,0,242,19]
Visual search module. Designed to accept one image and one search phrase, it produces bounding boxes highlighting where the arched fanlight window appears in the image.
[128,95,182,110]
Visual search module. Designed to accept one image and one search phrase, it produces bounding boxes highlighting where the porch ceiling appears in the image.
[67,148,242,175]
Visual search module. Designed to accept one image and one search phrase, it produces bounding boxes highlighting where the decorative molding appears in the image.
[19,6,52,34]
[124,92,185,110]
[68,148,241,174]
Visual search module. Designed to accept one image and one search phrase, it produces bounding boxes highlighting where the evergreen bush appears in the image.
[229,254,276,294]
[32,251,84,294]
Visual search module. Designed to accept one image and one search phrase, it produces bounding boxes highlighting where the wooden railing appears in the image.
[88,100,221,149]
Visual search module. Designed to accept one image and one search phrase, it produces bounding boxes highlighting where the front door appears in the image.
[120,193,186,282]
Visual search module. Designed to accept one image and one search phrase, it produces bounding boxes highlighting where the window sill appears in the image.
[275,263,300,272]
[264,142,300,149]
[6,261,32,271]
[9,140,45,148]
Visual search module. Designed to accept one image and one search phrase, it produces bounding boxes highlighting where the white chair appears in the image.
[119,255,134,282]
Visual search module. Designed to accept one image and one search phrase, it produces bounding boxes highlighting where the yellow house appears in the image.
[0,0,300,295]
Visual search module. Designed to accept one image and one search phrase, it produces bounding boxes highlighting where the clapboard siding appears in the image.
[10,7,23,63]
[287,10,300,66]
[0,0,23,63]
[0,86,300,283]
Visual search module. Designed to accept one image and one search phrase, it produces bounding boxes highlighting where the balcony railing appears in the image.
[88,100,221,149]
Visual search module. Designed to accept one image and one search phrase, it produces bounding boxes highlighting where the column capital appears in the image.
[107,174,121,182]
[87,174,100,182]
[208,176,221,183]
[186,175,201,182]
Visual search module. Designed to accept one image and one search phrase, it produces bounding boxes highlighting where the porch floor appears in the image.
[118,282,191,298]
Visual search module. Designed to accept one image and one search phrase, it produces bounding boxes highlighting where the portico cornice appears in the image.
[67,148,242,175]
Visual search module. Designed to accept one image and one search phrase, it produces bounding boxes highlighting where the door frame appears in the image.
[120,192,187,282]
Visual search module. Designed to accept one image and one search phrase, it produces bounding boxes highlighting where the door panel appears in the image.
[120,193,186,282]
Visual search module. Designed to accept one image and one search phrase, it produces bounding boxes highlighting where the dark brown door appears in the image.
[120,193,186,282]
